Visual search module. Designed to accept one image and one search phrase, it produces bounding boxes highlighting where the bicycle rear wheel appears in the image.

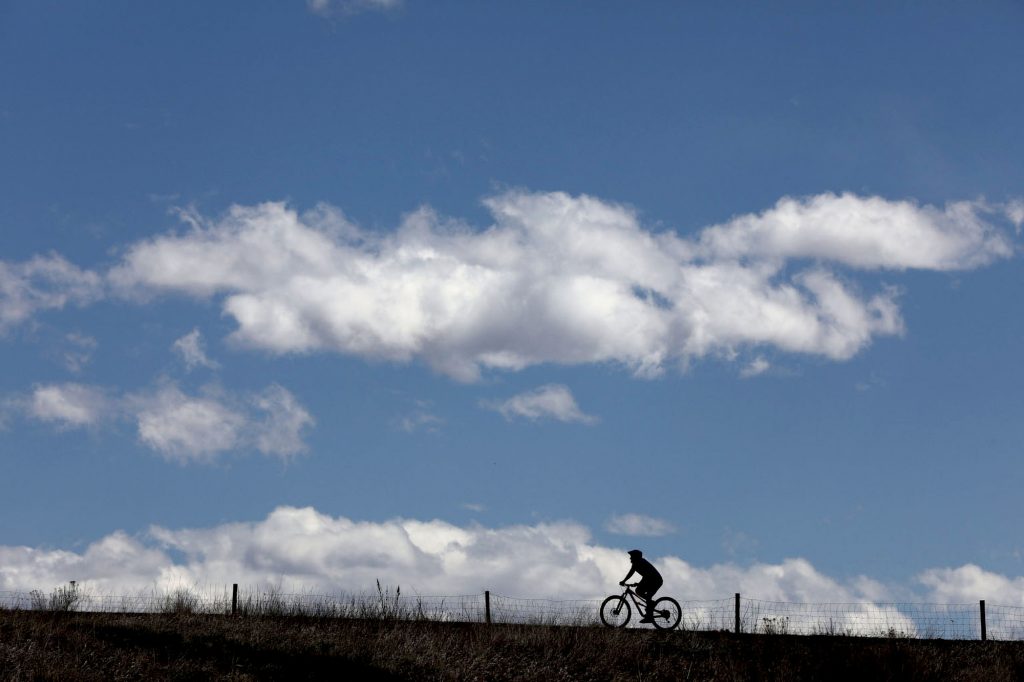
[599,595,631,627]
[650,596,681,630]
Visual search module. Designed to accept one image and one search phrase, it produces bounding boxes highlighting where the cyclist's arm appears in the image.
[620,568,636,585]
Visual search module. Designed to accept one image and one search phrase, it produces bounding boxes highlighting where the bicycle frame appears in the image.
[618,583,649,613]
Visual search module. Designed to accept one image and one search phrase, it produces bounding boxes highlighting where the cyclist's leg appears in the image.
[650,577,663,602]
[637,578,663,619]
[636,580,655,619]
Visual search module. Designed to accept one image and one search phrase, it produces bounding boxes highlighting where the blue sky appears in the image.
[1,1,1023,603]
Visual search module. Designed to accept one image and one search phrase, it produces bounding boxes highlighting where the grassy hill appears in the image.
[2,610,1022,680]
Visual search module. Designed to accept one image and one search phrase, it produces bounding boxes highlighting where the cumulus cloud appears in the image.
[17,381,313,463]
[2,506,1019,634]
[127,384,248,461]
[126,383,313,463]
[172,328,219,371]
[605,513,676,537]
[917,565,1024,605]
[0,532,172,595]
[0,254,102,333]
[28,383,112,429]
[250,384,316,457]
[0,506,849,599]
[4,191,1015,378]
[485,384,597,424]
[694,193,1013,270]
[105,191,1016,381]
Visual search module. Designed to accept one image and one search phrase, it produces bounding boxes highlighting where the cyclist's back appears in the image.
[629,554,661,581]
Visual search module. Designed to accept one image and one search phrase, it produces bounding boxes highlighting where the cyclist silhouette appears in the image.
[619,549,663,623]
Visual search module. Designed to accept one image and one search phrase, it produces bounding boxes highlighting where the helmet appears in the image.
[628,549,643,558]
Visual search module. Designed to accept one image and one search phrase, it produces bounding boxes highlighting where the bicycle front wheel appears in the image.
[599,595,631,627]
[650,596,682,630]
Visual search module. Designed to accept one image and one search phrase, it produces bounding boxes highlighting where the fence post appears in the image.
[232,584,238,616]
[485,590,491,624]
[735,593,741,634]
[980,600,986,641]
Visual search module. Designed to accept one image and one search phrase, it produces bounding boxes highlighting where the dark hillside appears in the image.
[1,611,1021,680]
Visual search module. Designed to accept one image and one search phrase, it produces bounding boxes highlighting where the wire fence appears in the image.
[2,585,1023,641]
[0,587,486,623]
[730,599,1019,640]
[741,599,969,638]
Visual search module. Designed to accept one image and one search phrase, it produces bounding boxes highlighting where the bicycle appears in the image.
[600,583,682,630]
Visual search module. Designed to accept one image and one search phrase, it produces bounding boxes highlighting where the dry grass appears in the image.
[1,609,1023,680]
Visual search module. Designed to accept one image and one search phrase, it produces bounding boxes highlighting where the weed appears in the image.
[160,587,201,615]
[761,616,790,635]
[376,579,401,620]
[29,583,81,612]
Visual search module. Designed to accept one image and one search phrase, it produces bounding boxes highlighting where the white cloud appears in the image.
[17,381,313,463]
[307,0,401,17]
[917,565,1024,605]
[0,531,172,595]
[0,254,102,333]
[106,191,1016,381]
[126,383,313,463]
[695,193,1013,270]
[0,507,845,600]
[172,328,219,371]
[251,384,315,458]
[740,356,770,378]
[128,385,248,462]
[28,383,112,429]
[605,513,676,537]
[2,506,1020,635]
[1006,199,1024,234]
[485,384,597,424]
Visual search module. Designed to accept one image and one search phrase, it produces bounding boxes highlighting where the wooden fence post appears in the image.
[980,600,987,641]
[735,593,741,634]
[232,584,238,616]
[485,590,491,624]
